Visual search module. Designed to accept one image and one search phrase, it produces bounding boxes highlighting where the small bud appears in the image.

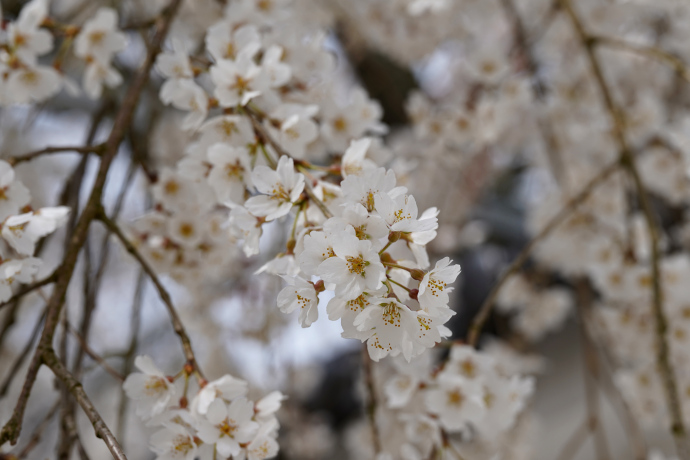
[313,279,325,293]
[286,239,296,254]
[184,362,194,375]
[166,376,175,383]
[410,269,425,281]
[179,396,188,409]
[380,252,395,264]
[388,231,401,242]
[409,288,419,300]
[198,378,208,388]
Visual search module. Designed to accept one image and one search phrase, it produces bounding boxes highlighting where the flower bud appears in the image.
[313,279,325,293]
[410,269,425,281]
[388,231,401,242]
[409,288,419,300]
[286,239,296,254]
[380,252,395,264]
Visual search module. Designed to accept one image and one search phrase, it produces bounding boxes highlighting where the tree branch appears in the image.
[42,349,127,460]
[467,155,623,346]
[0,0,183,448]
[560,1,690,456]
[7,145,105,167]
[97,212,205,381]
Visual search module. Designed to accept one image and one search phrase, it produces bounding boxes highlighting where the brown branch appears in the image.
[7,144,105,167]
[116,269,146,443]
[560,1,690,456]
[97,212,205,381]
[0,0,183,449]
[577,280,649,459]
[15,399,60,459]
[0,272,57,312]
[0,307,46,397]
[591,35,690,84]
[245,106,334,219]
[66,322,125,382]
[575,279,611,460]
[467,155,622,346]
[499,0,565,183]
[42,349,126,460]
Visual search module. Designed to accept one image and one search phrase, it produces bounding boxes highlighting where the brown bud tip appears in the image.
[183,363,194,375]
[179,396,188,409]
[380,252,395,264]
[286,239,296,254]
[198,378,208,388]
[166,376,175,383]
[409,288,419,300]
[410,269,425,281]
[388,231,401,242]
[313,279,325,293]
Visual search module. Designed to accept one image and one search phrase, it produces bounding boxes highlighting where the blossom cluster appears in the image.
[0,0,126,104]
[123,355,283,460]
[378,344,535,459]
[0,160,68,301]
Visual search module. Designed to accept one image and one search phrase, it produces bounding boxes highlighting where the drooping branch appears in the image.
[97,212,206,381]
[7,144,105,167]
[0,0,183,449]
[42,348,127,460]
[559,0,690,456]
[467,155,623,346]
[591,35,690,84]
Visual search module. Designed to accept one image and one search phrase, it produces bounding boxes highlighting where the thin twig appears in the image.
[0,307,47,397]
[7,144,105,167]
[467,155,623,346]
[499,0,565,183]
[591,35,690,84]
[66,322,125,382]
[560,1,690,456]
[116,268,146,443]
[245,106,334,219]
[0,272,57,312]
[15,399,60,459]
[575,279,611,460]
[98,212,205,381]
[42,348,127,460]
[0,0,183,448]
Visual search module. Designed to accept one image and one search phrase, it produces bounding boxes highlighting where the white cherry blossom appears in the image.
[122,355,177,419]
[317,232,385,300]
[2,207,70,256]
[197,397,260,457]
[246,156,304,221]
[277,276,319,327]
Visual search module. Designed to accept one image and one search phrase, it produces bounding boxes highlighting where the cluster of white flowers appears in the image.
[0,160,68,301]
[369,344,535,459]
[8,0,690,457]
[125,0,465,364]
[0,0,127,105]
[123,355,283,460]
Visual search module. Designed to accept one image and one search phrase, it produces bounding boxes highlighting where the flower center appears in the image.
[225,160,245,179]
[346,255,367,276]
[144,376,168,396]
[173,434,194,453]
[270,183,290,202]
[381,302,401,326]
[218,418,238,438]
[447,389,464,406]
